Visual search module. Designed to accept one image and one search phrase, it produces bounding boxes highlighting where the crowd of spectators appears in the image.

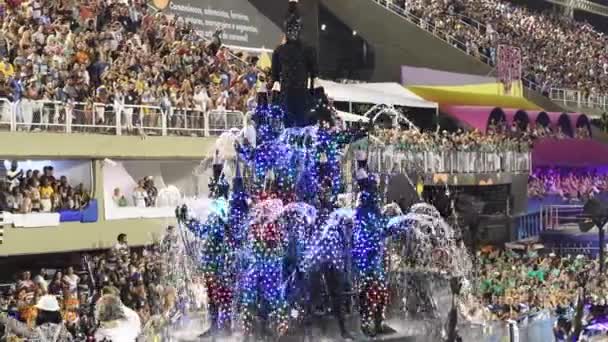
[0,161,90,213]
[0,0,263,134]
[112,176,158,208]
[385,0,608,97]
[3,238,607,340]
[375,116,592,154]
[375,126,532,153]
[528,168,608,201]
[0,230,198,341]
[470,249,608,339]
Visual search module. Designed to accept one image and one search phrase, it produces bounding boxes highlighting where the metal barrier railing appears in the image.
[0,98,246,137]
[547,245,599,257]
[515,204,584,241]
[367,148,531,174]
[542,204,584,230]
[516,211,543,240]
[208,110,247,136]
[0,98,11,131]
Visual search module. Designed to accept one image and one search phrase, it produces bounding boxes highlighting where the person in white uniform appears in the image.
[132,180,148,208]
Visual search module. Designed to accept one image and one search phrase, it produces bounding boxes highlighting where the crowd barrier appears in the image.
[461,311,555,342]
[516,211,543,241]
[516,204,583,240]
[0,98,246,137]
[367,147,531,174]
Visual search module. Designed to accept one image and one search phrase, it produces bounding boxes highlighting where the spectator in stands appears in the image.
[17,271,35,294]
[39,177,54,212]
[1,164,89,213]
[133,180,147,208]
[112,187,128,207]
[20,189,32,213]
[33,272,48,295]
[29,179,41,212]
[62,266,80,298]
[8,186,21,212]
[74,183,90,209]
[144,177,157,207]
[48,271,63,297]
[529,168,608,201]
[114,233,129,257]
[6,160,22,190]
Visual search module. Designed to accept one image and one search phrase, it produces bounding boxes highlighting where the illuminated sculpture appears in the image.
[171,1,476,340]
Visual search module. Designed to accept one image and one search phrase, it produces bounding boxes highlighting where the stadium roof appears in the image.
[317,79,438,109]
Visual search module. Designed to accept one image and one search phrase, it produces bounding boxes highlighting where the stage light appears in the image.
[352,30,357,36]
[321,24,326,31]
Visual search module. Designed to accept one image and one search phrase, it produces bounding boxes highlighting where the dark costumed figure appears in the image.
[301,164,353,340]
[272,0,317,128]
[178,159,235,338]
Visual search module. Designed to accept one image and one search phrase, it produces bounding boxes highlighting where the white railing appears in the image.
[549,88,608,112]
[546,0,608,17]
[372,0,608,111]
[367,148,531,174]
[0,98,246,137]
[0,98,11,130]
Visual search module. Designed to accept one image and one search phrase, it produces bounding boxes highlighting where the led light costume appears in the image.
[352,175,390,336]
[236,198,291,341]
[177,163,235,337]
[301,207,354,339]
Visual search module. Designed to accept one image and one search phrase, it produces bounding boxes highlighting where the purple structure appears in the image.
[440,105,600,167]
[532,139,608,167]
[440,105,591,137]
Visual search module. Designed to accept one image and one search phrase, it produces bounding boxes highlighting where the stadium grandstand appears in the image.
[1,0,608,341]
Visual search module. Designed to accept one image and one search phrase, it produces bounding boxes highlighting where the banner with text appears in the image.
[169,0,283,50]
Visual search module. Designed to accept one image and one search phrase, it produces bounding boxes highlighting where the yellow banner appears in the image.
[407,82,540,110]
